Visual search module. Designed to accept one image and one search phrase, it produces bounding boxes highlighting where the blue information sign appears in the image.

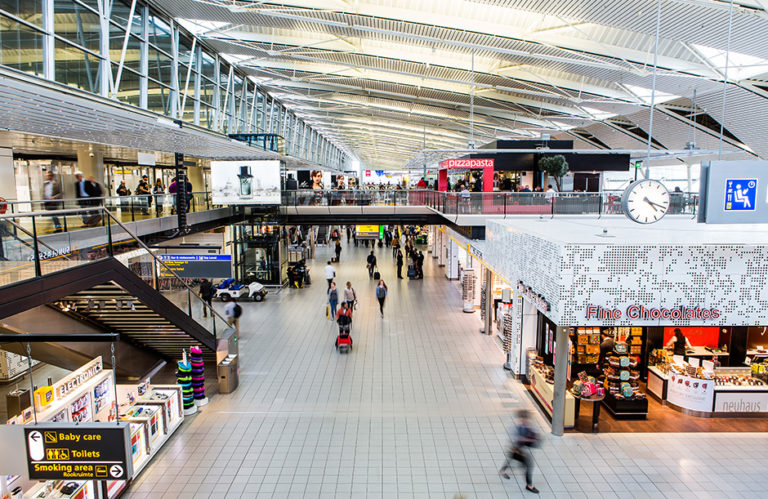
[724,178,757,211]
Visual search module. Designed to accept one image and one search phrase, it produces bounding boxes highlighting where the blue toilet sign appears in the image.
[724,178,757,211]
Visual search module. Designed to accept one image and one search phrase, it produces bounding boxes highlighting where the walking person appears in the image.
[392,235,399,258]
[417,250,425,279]
[199,278,214,317]
[343,281,357,309]
[43,171,63,232]
[328,281,339,320]
[346,225,351,243]
[375,280,388,316]
[153,178,165,216]
[366,250,377,279]
[324,260,336,291]
[136,175,151,215]
[396,250,404,279]
[74,172,90,222]
[335,239,342,261]
[499,409,540,494]
[224,300,242,333]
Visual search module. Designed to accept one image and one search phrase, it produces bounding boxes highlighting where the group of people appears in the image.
[116,175,193,215]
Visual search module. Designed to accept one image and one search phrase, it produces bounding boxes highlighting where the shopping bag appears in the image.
[326,304,330,318]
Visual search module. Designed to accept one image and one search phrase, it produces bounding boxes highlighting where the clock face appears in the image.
[622,180,670,224]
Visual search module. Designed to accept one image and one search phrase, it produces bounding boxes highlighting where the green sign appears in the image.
[634,161,643,169]
[25,423,132,481]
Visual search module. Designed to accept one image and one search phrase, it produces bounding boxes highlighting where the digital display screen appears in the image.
[211,160,281,204]
[158,254,232,278]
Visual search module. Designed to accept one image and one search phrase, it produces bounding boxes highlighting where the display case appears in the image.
[24,479,95,499]
[527,354,575,428]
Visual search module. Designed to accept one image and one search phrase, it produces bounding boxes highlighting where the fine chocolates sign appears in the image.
[586,305,721,321]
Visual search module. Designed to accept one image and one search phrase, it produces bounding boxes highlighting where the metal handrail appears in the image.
[102,209,229,332]
[1,191,212,207]
[0,207,228,337]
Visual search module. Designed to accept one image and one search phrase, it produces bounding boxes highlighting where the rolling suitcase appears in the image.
[373,270,381,280]
[378,240,383,248]
[407,265,416,279]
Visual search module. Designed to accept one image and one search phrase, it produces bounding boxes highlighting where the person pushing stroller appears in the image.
[335,301,353,351]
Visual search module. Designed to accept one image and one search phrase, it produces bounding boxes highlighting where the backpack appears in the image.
[233,303,243,318]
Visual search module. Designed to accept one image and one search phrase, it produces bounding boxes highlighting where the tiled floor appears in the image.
[125,239,768,499]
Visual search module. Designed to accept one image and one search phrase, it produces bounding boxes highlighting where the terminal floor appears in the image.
[125,241,768,499]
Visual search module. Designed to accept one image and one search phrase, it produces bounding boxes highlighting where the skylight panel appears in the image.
[176,19,228,36]
[691,43,768,80]
[621,84,678,105]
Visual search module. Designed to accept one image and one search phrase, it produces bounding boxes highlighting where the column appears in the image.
[551,325,569,436]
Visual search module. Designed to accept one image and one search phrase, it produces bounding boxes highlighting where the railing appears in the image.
[2,191,213,229]
[282,189,699,217]
[0,206,229,338]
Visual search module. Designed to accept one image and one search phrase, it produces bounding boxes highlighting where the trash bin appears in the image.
[217,354,239,394]
[6,388,30,419]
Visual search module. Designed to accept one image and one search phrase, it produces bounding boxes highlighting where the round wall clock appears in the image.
[621,179,670,224]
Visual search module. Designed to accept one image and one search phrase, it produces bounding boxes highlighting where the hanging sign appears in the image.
[439,158,494,169]
[25,423,133,480]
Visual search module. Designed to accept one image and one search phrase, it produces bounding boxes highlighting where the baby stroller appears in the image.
[335,316,353,353]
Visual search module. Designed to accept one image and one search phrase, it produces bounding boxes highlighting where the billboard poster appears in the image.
[211,160,281,204]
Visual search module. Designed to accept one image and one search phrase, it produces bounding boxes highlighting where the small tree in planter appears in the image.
[538,155,569,191]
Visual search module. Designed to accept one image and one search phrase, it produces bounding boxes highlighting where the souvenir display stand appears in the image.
[189,347,208,407]
[1,357,184,499]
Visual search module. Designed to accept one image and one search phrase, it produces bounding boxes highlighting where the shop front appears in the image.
[484,217,768,434]
[1,357,184,499]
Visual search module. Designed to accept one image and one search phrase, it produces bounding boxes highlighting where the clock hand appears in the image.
[643,197,666,211]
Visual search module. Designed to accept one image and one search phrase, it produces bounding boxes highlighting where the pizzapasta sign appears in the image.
[586,305,721,320]
[439,158,494,169]
[25,423,132,481]
[517,280,550,312]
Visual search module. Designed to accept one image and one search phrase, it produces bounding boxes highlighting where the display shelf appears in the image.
[602,394,649,418]
[601,333,648,419]
[24,480,95,499]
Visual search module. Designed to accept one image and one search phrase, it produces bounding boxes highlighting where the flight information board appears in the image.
[158,254,232,278]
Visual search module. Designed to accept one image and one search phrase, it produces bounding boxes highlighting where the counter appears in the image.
[528,366,575,428]
[647,366,768,416]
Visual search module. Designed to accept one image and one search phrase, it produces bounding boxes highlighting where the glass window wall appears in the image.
[147,46,172,86]
[146,78,171,116]
[54,39,101,93]
[53,0,101,53]
[109,0,142,39]
[0,15,44,76]
[147,14,172,54]
[0,0,44,28]
[108,26,141,73]
[113,64,141,107]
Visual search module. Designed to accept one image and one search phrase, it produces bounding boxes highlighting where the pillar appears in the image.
[438,169,447,191]
[551,325,568,436]
[76,146,105,185]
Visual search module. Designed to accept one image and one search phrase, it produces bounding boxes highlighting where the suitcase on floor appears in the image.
[373,271,381,280]
[378,240,383,248]
[331,257,338,263]
[407,265,416,279]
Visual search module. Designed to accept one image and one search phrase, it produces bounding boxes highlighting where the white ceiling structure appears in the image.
[153,0,768,169]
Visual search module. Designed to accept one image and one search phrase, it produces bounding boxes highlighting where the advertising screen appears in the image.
[211,160,281,204]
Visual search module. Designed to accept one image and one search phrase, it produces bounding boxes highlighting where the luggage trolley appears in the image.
[335,323,352,354]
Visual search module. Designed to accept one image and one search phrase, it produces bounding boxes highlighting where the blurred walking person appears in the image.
[499,409,539,494]
[375,280,388,316]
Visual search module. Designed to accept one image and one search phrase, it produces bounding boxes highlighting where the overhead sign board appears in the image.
[158,254,232,278]
[25,423,132,481]
[439,158,494,169]
[699,161,768,224]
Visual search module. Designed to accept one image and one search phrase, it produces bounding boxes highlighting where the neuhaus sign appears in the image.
[586,305,722,320]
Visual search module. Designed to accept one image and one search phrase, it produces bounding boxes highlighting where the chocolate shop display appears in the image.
[176,357,197,416]
[601,338,648,418]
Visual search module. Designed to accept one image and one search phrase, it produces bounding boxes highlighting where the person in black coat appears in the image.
[417,251,425,279]
[366,251,377,279]
[396,250,404,279]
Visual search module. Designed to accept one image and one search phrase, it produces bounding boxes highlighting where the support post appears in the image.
[551,326,568,436]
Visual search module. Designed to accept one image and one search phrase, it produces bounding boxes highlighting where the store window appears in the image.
[54,39,101,94]
[0,0,44,28]
[0,15,45,76]
[53,0,101,53]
